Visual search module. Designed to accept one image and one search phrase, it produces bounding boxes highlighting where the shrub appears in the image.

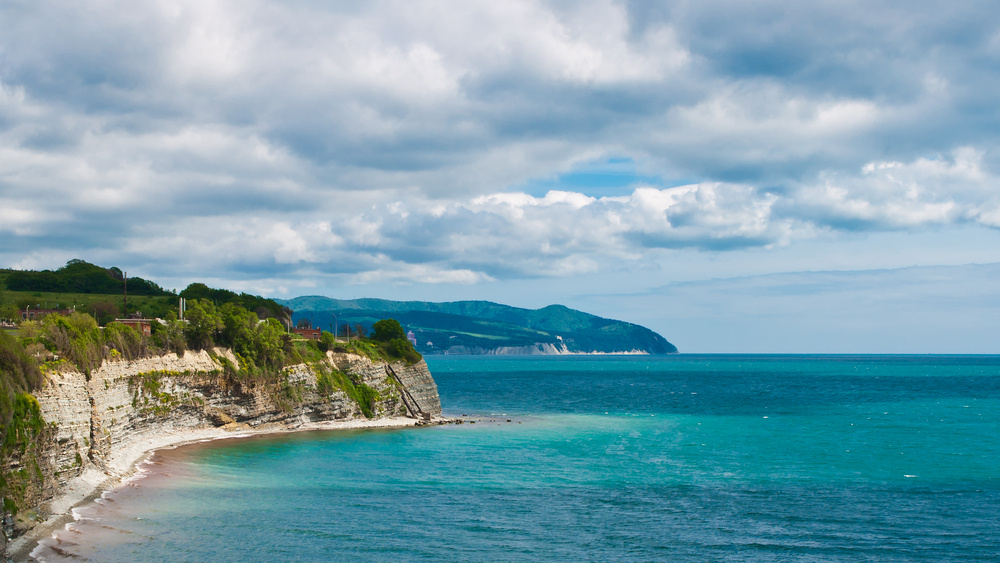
[104,322,147,361]
[87,301,120,326]
[381,338,422,365]
[316,368,336,396]
[151,314,186,356]
[184,299,223,350]
[0,331,43,425]
[354,383,379,418]
[370,319,406,342]
[317,331,336,353]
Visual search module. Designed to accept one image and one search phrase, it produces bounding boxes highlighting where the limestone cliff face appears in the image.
[19,350,441,533]
[327,353,441,418]
[390,361,442,416]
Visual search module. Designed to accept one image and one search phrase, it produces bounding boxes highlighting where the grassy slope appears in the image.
[0,269,176,319]
[2,290,175,315]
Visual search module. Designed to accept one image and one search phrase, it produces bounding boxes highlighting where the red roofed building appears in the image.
[293,327,322,340]
[20,308,70,321]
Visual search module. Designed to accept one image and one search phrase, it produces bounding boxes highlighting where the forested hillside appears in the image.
[281,297,677,354]
[2,259,170,296]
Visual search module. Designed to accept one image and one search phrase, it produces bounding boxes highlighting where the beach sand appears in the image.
[9,416,433,562]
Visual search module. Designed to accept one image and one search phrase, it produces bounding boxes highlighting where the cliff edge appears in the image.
[3,350,443,560]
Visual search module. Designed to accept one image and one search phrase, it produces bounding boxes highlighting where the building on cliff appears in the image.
[19,308,71,321]
[293,327,322,340]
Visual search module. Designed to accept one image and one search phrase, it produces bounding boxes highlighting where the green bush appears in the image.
[370,319,406,342]
[354,383,379,418]
[316,367,336,396]
[179,282,288,321]
[104,321,147,361]
[184,299,223,350]
[317,331,336,352]
[0,331,43,436]
[0,391,47,515]
[151,314,186,356]
[381,338,422,365]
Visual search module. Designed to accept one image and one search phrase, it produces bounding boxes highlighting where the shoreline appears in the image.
[9,416,443,562]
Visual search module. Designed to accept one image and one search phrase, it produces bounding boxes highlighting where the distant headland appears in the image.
[280,296,677,355]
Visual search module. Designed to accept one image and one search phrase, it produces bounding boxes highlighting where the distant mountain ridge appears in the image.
[278,296,677,355]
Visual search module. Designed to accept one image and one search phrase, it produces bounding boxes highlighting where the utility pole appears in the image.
[123,272,128,317]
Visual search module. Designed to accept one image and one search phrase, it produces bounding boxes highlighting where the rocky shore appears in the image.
[2,350,446,562]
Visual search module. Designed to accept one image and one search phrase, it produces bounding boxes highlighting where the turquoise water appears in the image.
[38,355,1000,561]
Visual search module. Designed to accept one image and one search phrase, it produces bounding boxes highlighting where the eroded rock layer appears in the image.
[10,350,441,545]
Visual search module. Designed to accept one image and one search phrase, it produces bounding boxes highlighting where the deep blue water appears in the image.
[37,355,1000,561]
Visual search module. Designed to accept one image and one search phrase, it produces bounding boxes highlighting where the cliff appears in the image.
[2,350,442,557]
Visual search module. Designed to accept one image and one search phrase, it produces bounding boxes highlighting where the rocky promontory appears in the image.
[3,349,444,560]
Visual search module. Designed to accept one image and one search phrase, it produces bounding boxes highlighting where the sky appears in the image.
[2,0,1000,353]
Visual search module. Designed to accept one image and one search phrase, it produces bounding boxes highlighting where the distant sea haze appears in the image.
[38,355,1000,561]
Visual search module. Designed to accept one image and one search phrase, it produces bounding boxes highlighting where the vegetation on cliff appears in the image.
[0,301,421,522]
[179,283,290,323]
[0,332,48,519]
[1,263,428,531]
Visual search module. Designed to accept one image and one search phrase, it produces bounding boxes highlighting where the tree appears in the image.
[151,312,186,355]
[63,311,98,337]
[0,302,18,322]
[184,299,223,350]
[296,318,312,329]
[318,330,339,352]
[370,319,406,342]
[87,301,120,326]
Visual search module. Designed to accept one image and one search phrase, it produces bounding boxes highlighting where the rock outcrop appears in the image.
[5,350,442,552]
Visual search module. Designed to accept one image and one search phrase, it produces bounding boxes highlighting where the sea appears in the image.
[33,355,1000,562]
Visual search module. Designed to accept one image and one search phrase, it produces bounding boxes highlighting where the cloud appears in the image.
[589,262,1000,353]
[1,1,1000,289]
[791,147,1000,230]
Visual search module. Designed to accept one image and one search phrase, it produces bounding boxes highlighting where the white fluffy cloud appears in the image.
[2,0,1000,288]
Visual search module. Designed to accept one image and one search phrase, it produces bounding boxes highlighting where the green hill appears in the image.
[2,259,170,296]
[0,261,288,325]
[279,297,677,355]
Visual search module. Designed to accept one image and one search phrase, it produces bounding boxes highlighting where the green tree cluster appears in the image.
[367,319,421,365]
[180,299,298,378]
[0,288,19,321]
[179,283,289,322]
[4,259,171,296]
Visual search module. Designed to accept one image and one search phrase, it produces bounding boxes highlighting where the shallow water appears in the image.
[35,355,1000,561]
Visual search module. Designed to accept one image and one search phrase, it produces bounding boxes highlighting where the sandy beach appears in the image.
[8,416,430,562]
